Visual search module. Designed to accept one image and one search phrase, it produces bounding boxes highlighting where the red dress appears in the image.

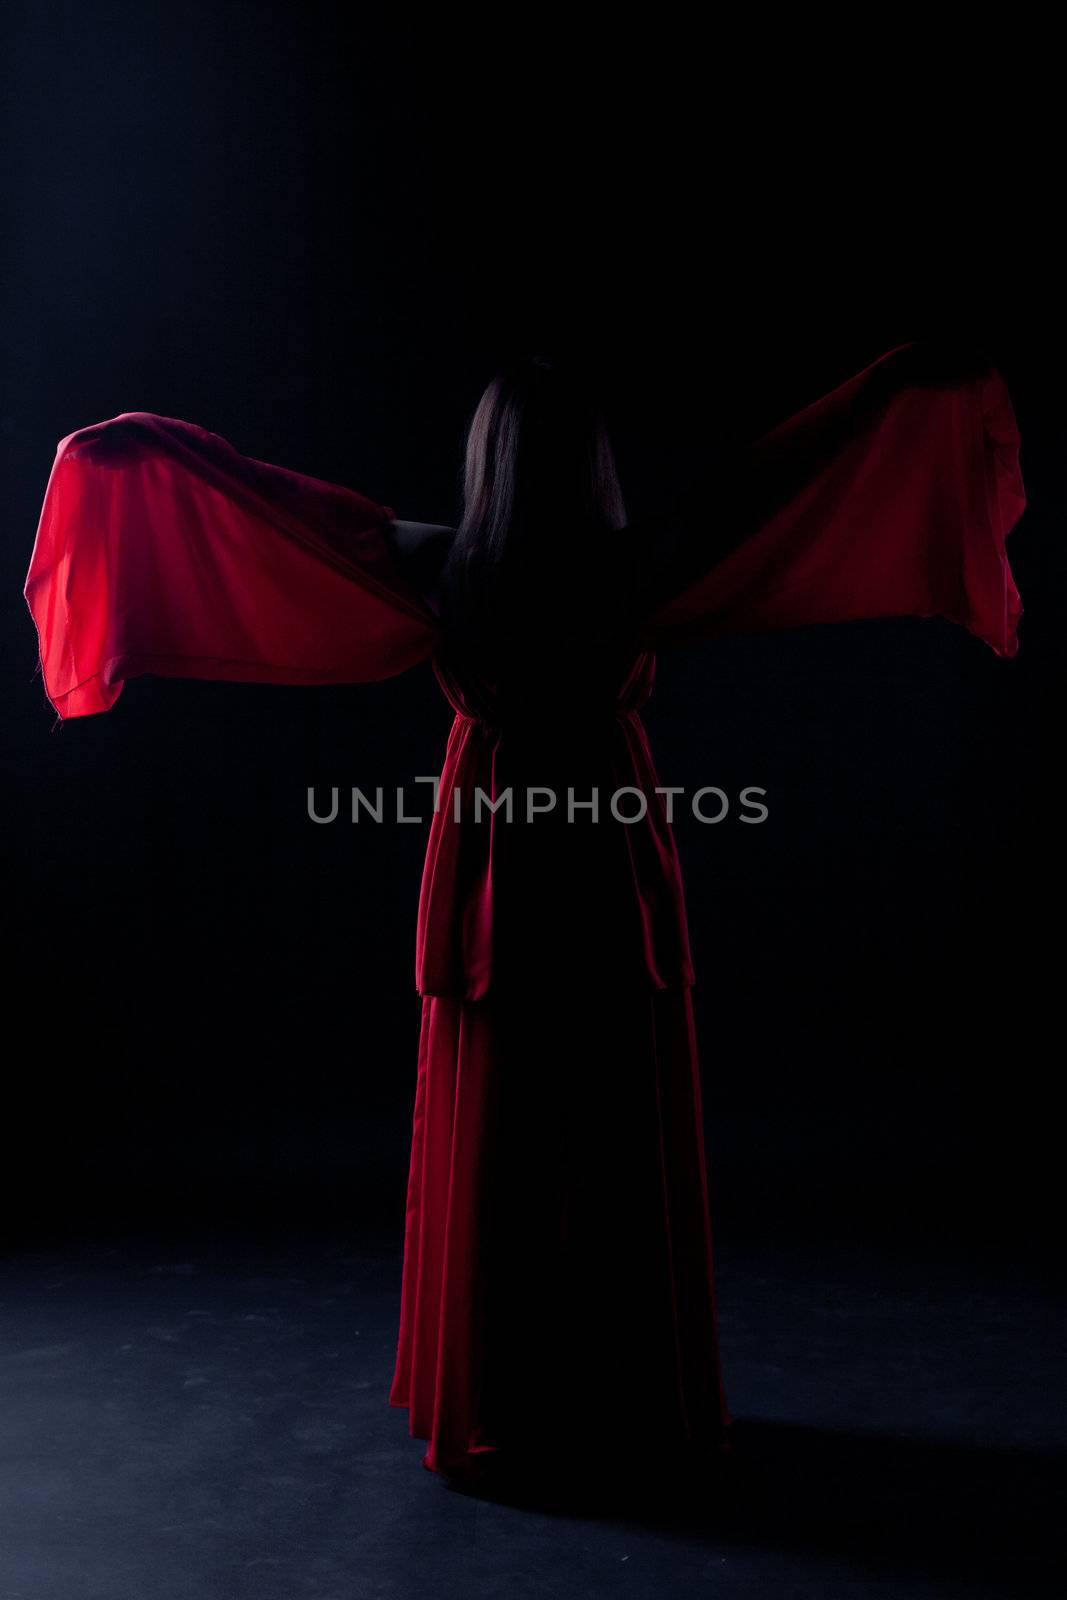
[24,345,1026,1481]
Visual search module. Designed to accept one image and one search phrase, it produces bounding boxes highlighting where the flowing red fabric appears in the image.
[640,346,1025,655]
[24,410,439,719]
[24,346,1026,1483]
[388,983,730,1477]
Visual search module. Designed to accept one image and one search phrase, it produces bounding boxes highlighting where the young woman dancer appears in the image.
[24,344,1025,1487]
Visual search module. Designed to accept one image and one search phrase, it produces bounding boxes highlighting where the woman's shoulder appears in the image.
[387,518,456,555]
[384,519,456,606]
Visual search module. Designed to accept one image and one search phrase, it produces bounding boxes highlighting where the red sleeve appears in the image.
[640,345,1027,658]
[24,410,441,719]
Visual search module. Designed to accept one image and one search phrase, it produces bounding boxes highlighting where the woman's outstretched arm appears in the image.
[25,412,442,719]
[627,342,1026,659]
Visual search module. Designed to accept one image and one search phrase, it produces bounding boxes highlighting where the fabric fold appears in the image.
[24,410,439,718]
[641,346,1026,658]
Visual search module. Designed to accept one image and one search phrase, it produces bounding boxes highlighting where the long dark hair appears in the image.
[441,357,626,639]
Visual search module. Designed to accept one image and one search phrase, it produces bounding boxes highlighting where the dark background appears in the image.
[1,3,1059,1258]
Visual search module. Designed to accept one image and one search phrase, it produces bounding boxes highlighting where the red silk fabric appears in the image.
[24,345,1026,1480]
[24,410,439,719]
[23,348,1024,1002]
[414,648,697,998]
[388,983,732,1479]
[642,346,1025,654]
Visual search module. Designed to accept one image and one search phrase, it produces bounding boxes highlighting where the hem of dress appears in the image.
[389,1394,735,1482]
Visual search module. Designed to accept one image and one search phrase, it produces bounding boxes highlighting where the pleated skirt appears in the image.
[388,978,733,1481]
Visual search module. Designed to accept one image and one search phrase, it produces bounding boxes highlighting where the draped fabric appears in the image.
[638,344,1024,656]
[23,346,1027,1483]
[24,346,1024,729]
[387,983,731,1478]
[414,649,696,998]
[24,410,439,719]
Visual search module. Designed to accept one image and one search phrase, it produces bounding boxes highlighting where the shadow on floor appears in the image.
[443,1416,1063,1598]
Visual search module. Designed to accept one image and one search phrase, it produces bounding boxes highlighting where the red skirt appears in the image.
[388,978,733,1480]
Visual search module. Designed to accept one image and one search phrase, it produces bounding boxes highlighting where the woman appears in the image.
[23,344,1025,1489]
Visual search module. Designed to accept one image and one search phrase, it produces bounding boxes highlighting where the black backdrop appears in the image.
[1,4,1059,1257]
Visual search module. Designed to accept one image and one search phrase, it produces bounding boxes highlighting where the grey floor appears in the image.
[0,1235,1060,1599]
